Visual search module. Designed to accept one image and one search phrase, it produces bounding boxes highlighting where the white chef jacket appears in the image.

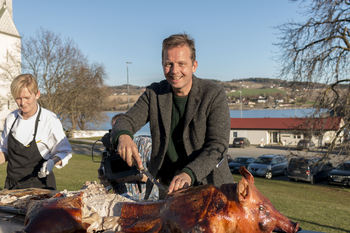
[0,105,72,168]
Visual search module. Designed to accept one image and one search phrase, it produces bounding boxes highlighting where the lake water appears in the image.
[82,108,318,136]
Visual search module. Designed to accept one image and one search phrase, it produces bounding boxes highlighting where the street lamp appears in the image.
[126,61,132,109]
[239,90,243,118]
[239,81,243,118]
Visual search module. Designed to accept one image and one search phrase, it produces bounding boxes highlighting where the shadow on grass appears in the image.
[290,216,350,233]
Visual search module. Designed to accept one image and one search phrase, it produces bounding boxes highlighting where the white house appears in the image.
[0,0,21,130]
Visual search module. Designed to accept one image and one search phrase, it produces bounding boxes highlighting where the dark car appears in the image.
[296,139,315,151]
[232,137,250,148]
[328,161,350,186]
[247,154,288,179]
[228,156,256,173]
[287,157,333,184]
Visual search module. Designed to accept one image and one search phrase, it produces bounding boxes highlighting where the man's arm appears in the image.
[185,85,231,182]
[0,151,7,164]
[111,90,151,169]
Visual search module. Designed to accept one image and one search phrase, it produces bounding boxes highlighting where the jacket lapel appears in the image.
[158,84,173,139]
[184,76,201,128]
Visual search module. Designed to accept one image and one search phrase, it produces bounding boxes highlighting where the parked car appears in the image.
[287,157,333,184]
[247,154,288,179]
[232,137,250,148]
[228,156,256,173]
[328,161,350,186]
[296,139,315,151]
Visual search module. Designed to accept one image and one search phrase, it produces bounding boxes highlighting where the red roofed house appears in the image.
[230,117,344,147]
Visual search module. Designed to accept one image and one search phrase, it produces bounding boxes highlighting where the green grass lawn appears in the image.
[1,154,349,232]
[0,153,101,191]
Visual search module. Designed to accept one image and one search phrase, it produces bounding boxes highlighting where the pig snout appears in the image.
[273,221,300,233]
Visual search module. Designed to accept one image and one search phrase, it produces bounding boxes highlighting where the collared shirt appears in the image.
[0,105,72,168]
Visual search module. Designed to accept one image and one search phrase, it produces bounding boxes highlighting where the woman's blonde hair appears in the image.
[11,74,39,99]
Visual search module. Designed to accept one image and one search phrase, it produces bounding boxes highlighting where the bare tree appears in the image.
[277,0,350,157]
[59,63,108,130]
[22,28,107,130]
[22,28,83,114]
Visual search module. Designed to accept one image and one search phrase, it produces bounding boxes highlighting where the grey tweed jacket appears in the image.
[112,76,233,189]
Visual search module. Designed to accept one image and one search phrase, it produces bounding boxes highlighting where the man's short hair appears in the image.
[162,33,196,63]
[11,74,39,99]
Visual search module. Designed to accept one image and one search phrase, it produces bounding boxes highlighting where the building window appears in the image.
[233,132,237,138]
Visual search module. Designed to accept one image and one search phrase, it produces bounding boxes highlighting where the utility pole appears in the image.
[126,61,132,109]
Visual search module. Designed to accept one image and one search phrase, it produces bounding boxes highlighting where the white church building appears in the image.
[0,0,21,130]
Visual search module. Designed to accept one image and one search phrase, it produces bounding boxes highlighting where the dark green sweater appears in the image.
[158,95,195,185]
[113,95,196,186]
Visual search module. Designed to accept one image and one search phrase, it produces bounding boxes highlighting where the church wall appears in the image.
[0,34,21,131]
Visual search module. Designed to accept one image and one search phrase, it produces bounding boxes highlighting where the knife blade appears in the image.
[139,168,168,192]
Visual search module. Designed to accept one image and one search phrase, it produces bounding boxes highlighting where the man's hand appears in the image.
[117,134,143,170]
[168,172,191,194]
[38,159,55,178]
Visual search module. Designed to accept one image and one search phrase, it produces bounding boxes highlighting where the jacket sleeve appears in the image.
[185,87,230,183]
[111,90,151,144]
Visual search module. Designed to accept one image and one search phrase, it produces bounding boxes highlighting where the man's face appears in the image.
[15,87,40,119]
[163,45,198,96]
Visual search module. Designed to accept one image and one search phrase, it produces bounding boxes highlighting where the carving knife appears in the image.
[139,168,168,192]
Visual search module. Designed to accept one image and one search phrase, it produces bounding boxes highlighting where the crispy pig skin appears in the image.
[22,193,87,233]
[118,167,300,233]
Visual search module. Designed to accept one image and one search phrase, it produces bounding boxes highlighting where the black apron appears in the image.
[4,107,56,190]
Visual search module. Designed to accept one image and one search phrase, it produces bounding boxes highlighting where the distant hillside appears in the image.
[103,77,326,111]
[106,77,326,91]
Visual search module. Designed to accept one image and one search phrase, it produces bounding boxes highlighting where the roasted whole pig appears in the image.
[118,167,300,233]
[15,168,299,233]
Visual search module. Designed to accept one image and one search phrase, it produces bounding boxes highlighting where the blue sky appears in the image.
[13,0,305,86]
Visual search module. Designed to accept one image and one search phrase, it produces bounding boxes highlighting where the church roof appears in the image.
[0,4,20,37]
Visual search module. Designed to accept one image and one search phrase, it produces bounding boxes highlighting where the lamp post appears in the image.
[239,81,243,118]
[126,61,132,109]
[239,90,243,118]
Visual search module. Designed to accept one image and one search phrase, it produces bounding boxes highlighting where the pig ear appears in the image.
[239,166,254,184]
[237,178,249,203]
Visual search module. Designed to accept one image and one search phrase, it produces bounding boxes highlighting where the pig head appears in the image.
[219,167,300,233]
[118,167,299,233]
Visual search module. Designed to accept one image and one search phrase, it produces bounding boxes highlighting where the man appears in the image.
[112,33,233,198]
[0,74,72,190]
